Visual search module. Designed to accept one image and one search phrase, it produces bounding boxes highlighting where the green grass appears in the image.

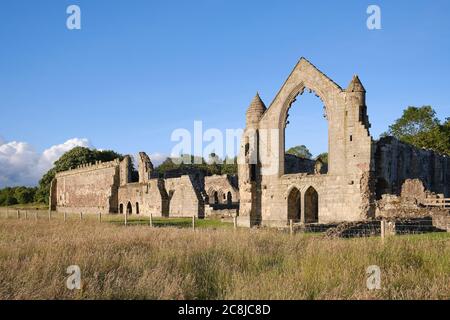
[0,210,233,230]
[0,203,48,210]
[0,219,448,299]
[109,216,233,229]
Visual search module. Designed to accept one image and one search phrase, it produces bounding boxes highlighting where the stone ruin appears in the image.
[50,57,449,229]
[51,153,239,218]
[236,57,449,228]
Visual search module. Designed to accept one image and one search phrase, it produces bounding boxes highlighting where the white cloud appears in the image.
[149,153,167,166]
[38,138,91,174]
[0,138,91,188]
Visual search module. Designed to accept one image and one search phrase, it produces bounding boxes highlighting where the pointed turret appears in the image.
[246,93,266,128]
[345,74,370,129]
[346,75,366,93]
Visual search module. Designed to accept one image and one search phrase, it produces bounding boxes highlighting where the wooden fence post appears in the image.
[233,216,237,230]
[149,214,153,227]
[290,219,294,235]
[25,210,28,220]
[124,213,128,226]
[48,210,51,221]
[64,212,67,222]
[99,212,102,223]
[192,216,195,231]
[381,219,386,242]
[17,210,20,219]
[80,212,83,220]
[35,211,38,220]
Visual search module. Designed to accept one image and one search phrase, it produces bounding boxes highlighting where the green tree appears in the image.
[221,157,237,175]
[316,152,328,164]
[286,145,312,159]
[35,147,124,204]
[155,154,238,177]
[14,187,36,204]
[385,106,450,155]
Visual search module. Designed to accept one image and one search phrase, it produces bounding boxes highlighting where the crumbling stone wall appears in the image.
[117,179,168,216]
[164,175,205,218]
[284,154,315,174]
[374,137,449,198]
[54,159,121,214]
[138,152,154,183]
[204,174,239,205]
[375,178,449,219]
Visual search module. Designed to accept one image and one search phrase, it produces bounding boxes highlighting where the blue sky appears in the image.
[0,0,449,186]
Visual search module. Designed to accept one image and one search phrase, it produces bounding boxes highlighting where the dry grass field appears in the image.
[0,218,449,300]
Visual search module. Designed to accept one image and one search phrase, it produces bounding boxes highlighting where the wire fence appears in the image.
[0,207,448,238]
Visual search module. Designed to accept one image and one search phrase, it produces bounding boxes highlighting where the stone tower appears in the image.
[237,93,266,226]
[119,155,132,186]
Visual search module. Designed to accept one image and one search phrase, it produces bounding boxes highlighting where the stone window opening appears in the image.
[135,202,139,214]
[284,88,328,175]
[214,191,219,205]
[227,191,232,205]
[304,186,319,223]
[119,203,123,214]
[126,202,132,215]
[250,164,257,181]
[287,187,301,223]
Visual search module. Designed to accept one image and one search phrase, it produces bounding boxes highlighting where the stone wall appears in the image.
[117,179,168,217]
[164,175,205,218]
[374,137,450,198]
[284,154,315,174]
[54,159,121,214]
[204,174,239,205]
[238,58,374,226]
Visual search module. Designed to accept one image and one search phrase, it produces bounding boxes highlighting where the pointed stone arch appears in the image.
[287,187,301,222]
[238,57,374,225]
[257,58,345,177]
[304,186,319,223]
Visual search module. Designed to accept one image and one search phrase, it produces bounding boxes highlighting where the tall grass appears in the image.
[0,219,448,300]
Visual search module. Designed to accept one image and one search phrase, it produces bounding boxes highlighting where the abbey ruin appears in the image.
[50,58,449,227]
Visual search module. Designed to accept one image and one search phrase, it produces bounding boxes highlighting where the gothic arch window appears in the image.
[287,187,301,222]
[304,186,319,223]
[284,88,328,175]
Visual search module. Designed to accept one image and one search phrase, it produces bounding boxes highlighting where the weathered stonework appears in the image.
[374,137,449,198]
[237,57,449,227]
[53,153,215,218]
[53,159,121,214]
[204,175,239,205]
[51,57,449,226]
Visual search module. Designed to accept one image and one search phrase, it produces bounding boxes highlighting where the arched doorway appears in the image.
[227,191,232,205]
[287,187,301,222]
[304,187,318,223]
[213,191,219,205]
[119,203,123,214]
[126,202,132,215]
[135,202,139,214]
